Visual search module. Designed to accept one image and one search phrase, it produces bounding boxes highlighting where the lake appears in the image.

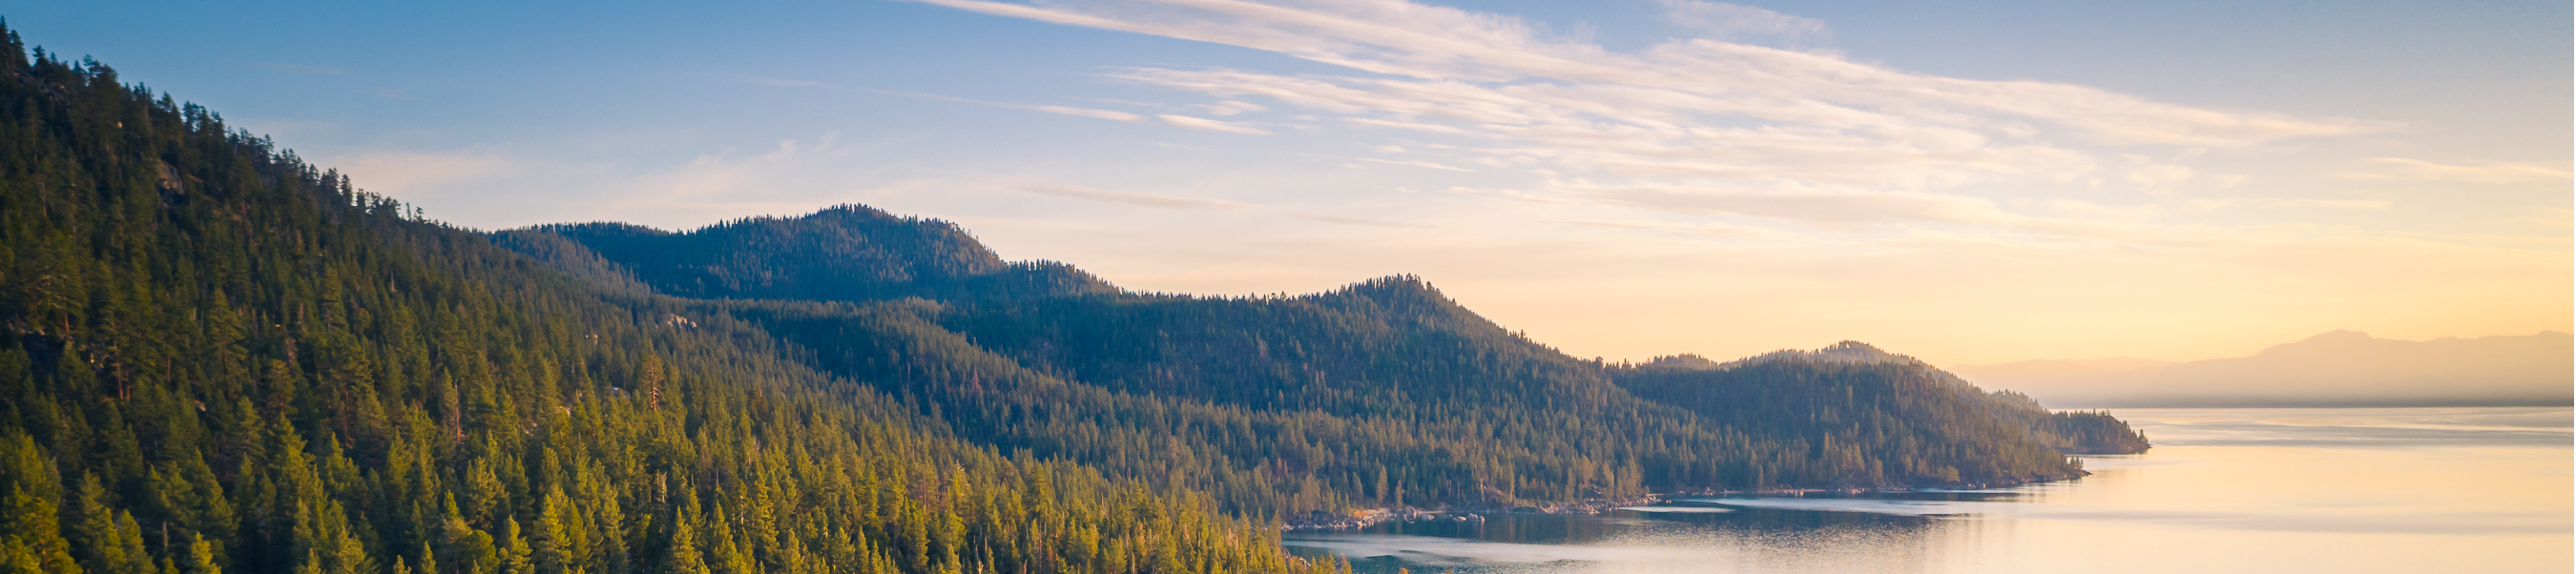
[1281,407,2573,574]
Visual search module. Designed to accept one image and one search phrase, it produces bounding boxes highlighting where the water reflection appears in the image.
[1282,407,2573,574]
[1286,508,1963,573]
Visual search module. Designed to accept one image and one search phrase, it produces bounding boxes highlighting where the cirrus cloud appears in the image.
[904,0,2453,246]
[1158,113,1274,133]
[2342,157,2575,184]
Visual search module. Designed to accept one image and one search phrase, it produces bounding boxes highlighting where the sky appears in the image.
[14,0,2569,366]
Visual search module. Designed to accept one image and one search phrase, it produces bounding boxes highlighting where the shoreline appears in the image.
[1279,477,2094,531]
[1281,496,1666,531]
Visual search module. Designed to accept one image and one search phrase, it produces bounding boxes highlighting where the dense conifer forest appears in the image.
[0,23,2141,574]
[0,30,1335,574]
[511,208,2150,517]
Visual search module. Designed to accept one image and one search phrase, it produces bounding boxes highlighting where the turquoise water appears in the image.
[1283,407,2574,574]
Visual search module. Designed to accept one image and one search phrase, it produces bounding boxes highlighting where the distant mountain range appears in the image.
[1951,331,2574,407]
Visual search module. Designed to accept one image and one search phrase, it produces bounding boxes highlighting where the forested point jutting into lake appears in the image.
[0,24,2141,574]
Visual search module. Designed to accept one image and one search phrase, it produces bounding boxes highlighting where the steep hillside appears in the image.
[1614,343,2149,459]
[0,34,1330,574]
[706,280,1796,515]
[508,211,2133,502]
[523,208,1116,302]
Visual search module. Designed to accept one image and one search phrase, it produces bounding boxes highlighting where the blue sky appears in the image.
[15,0,2568,364]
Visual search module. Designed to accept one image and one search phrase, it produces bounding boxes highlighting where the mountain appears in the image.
[1952,331,2574,407]
[0,34,1324,574]
[0,25,2145,574]
[509,211,1117,302]
[1616,343,2149,457]
[512,216,2145,505]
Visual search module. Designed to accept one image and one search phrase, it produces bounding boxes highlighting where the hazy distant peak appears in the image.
[2274,329,2377,349]
[2254,329,2439,360]
[1951,330,2574,408]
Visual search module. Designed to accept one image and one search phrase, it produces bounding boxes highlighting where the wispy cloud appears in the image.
[918,0,2374,142]
[1554,218,1782,238]
[1444,185,1570,203]
[1298,214,1427,228]
[1017,183,1254,210]
[621,133,863,209]
[330,150,517,193]
[863,89,1153,125]
[1342,156,1474,172]
[892,0,2531,269]
[2508,207,2573,229]
[2343,157,2574,184]
[1035,106,1149,122]
[1584,183,2011,228]
[909,0,2385,241]
[1197,100,1270,115]
[2188,197,2394,212]
[1344,117,1469,133]
[1654,0,1828,44]
[1158,114,1273,134]
[2124,160,2197,188]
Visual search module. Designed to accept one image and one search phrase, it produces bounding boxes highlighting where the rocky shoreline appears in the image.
[1279,482,2067,531]
[1281,496,1671,531]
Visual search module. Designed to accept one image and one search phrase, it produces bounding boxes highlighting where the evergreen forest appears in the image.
[0,24,2142,574]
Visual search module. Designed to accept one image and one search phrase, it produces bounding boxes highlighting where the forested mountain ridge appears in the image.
[0,31,1336,574]
[504,201,2148,512]
[1610,343,2150,458]
[513,209,1116,303]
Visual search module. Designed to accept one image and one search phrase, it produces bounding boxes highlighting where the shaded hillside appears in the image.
[1954,331,2574,407]
[509,214,2131,501]
[702,279,1749,515]
[524,208,1116,302]
[926,276,1616,414]
[0,34,1331,574]
[1616,360,2081,484]
[1614,343,2149,461]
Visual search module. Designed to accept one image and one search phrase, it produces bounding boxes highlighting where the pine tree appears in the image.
[73,474,130,574]
[665,493,709,574]
[501,519,533,574]
[704,502,752,574]
[183,534,221,574]
[0,444,79,574]
[111,511,154,574]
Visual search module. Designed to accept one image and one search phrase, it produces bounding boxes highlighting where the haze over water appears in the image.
[1284,407,2574,573]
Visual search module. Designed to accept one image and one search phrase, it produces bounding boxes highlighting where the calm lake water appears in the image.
[1282,407,2574,574]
